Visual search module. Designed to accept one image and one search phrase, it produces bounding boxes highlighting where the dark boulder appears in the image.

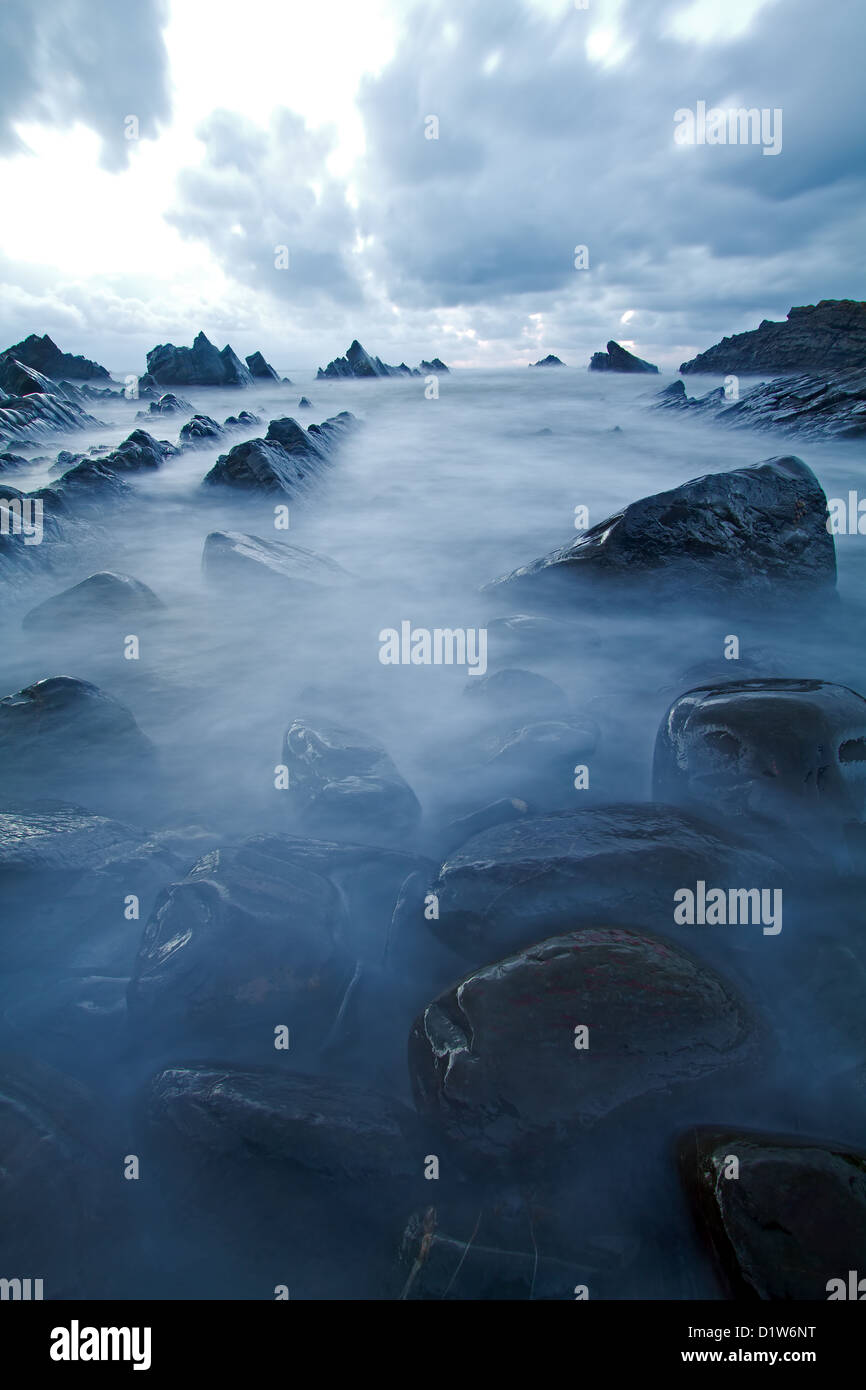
[409,928,755,1167]
[23,571,163,630]
[201,411,357,495]
[178,413,224,447]
[530,355,566,367]
[128,841,353,1054]
[679,1126,866,1300]
[281,717,421,838]
[0,451,30,472]
[485,455,836,605]
[589,341,659,373]
[245,350,279,381]
[680,300,866,374]
[653,678,866,838]
[146,330,253,387]
[135,392,193,419]
[464,667,570,719]
[0,333,110,382]
[202,530,353,592]
[298,396,312,408]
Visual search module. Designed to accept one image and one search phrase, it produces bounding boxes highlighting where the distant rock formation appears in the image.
[589,341,659,374]
[655,370,866,440]
[680,301,866,374]
[530,355,566,367]
[0,334,110,382]
[146,331,255,387]
[202,411,358,496]
[316,340,449,380]
[245,351,280,382]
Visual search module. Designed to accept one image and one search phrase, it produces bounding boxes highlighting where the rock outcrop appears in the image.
[530,355,566,367]
[680,300,866,374]
[146,331,255,387]
[589,341,659,373]
[317,340,448,379]
[655,370,866,440]
[245,350,280,381]
[202,531,353,592]
[201,411,357,495]
[0,334,111,382]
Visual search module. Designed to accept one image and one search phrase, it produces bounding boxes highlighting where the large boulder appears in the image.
[128,840,353,1055]
[201,411,357,495]
[409,928,756,1167]
[485,455,836,605]
[679,1127,866,1299]
[202,531,353,592]
[281,718,421,838]
[589,341,659,373]
[0,333,110,382]
[23,571,163,629]
[653,679,866,841]
[417,803,783,966]
[146,331,253,387]
[680,300,866,374]
[178,414,224,447]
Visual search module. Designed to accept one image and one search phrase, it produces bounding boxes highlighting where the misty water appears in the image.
[3,366,866,1299]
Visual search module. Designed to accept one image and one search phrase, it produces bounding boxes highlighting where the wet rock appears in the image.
[108,428,178,471]
[135,392,193,419]
[424,803,782,964]
[179,413,224,447]
[530,355,566,367]
[201,411,357,495]
[128,841,353,1053]
[0,800,182,969]
[223,410,259,429]
[202,530,353,592]
[680,299,866,374]
[245,350,279,381]
[464,667,570,719]
[589,341,659,373]
[409,928,755,1167]
[657,368,866,441]
[146,330,253,387]
[441,797,532,855]
[678,1126,866,1299]
[0,357,67,396]
[0,677,156,809]
[0,333,110,382]
[0,451,30,472]
[36,457,133,508]
[0,387,100,449]
[281,717,422,838]
[0,1056,115,1295]
[653,678,866,845]
[23,571,163,629]
[483,717,598,779]
[485,455,836,605]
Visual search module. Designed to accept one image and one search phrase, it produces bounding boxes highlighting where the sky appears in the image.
[0,0,862,372]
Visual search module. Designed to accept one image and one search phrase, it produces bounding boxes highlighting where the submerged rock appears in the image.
[464,667,570,719]
[422,802,782,964]
[679,1126,866,1299]
[201,411,357,495]
[409,928,755,1166]
[680,299,866,374]
[202,530,353,592]
[23,571,163,629]
[135,392,193,418]
[653,678,866,837]
[281,717,421,837]
[589,341,659,373]
[485,455,836,605]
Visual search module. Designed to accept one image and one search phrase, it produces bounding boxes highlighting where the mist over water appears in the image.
[3,367,866,1300]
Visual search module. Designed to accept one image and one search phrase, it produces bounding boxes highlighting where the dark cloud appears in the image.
[0,0,172,170]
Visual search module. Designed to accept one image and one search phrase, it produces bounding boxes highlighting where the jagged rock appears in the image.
[589,341,659,373]
[298,397,312,408]
[281,718,421,837]
[128,841,353,1053]
[223,410,259,429]
[0,801,183,969]
[530,355,566,367]
[202,411,357,495]
[23,571,163,629]
[680,300,866,374]
[0,451,30,472]
[679,1127,866,1300]
[485,455,836,605]
[135,392,193,419]
[179,414,224,447]
[419,358,450,374]
[245,351,279,381]
[0,357,68,397]
[0,677,155,809]
[202,531,353,592]
[0,388,100,449]
[36,458,133,507]
[146,330,253,387]
[653,679,866,839]
[421,802,782,965]
[656,369,866,440]
[105,428,177,471]
[317,340,448,379]
[409,928,755,1167]
[0,333,110,382]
